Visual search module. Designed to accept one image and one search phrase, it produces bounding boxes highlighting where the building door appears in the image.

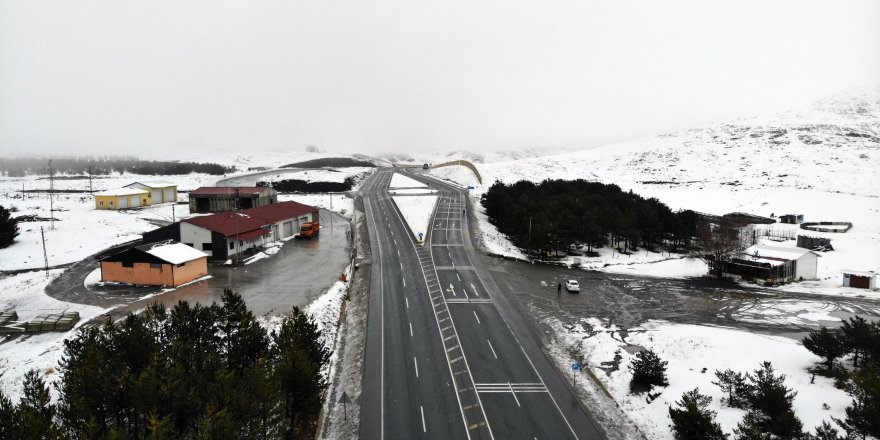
[282,221,293,237]
[118,197,129,208]
[163,188,175,202]
[130,196,141,207]
[851,276,870,289]
[151,189,162,203]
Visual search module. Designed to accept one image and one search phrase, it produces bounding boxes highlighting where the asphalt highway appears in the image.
[360,168,603,440]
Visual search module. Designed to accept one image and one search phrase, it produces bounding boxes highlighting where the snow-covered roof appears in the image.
[742,245,815,262]
[841,270,876,277]
[94,188,149,197]
[143,242,207,264]
[126,181,176,188]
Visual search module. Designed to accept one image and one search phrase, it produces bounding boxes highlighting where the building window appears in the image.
[110,201,114,206]
[99,201,104,206]
[149,263,162,269]
[229,242,235,250]
[122,261,133,268]
[202,243,213,251]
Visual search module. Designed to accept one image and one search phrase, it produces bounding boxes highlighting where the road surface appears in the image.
[359,169,603,439]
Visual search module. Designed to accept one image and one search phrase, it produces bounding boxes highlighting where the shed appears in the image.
[188,186,278,213]
[125,181,178,204]
[842,270,876,289]
[94,188,151,210]
[720,244,818,282]
[100,242,208,287]
[780,214,804,224]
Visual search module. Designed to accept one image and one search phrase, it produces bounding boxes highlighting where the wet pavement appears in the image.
[46,210,351,320]
[475,252,880,338]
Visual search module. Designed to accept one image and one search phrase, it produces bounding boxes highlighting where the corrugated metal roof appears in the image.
[125,181,176,189]
[143,242,207,264]
[184,212,268,236]
[742,245,815,262]
[240,200,318,224]
[190,186,267,195]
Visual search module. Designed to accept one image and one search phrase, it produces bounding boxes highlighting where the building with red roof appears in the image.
[178,200,318,261]
[188,186,278,213]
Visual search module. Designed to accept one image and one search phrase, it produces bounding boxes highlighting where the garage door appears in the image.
[130,196,141,207]
[163,188,175,202]
[151,189,162,203]
[118,197,128,208]
[282,221,293,237]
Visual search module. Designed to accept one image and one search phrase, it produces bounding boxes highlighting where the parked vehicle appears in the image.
[565,280,580,293]
[298,222,320,238]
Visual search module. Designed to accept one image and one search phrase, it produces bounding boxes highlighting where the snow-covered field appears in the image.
[425,90,880,295]
[255,167,373,185]
[549,318,851,439]
[391,195,438,243]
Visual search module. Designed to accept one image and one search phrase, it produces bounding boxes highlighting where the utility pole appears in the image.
[172,204,176,223]
[87,166,93,193]
[48,159,55,230]
[40,226,49,277]
[21,182,25,201]
[234,188,240,265]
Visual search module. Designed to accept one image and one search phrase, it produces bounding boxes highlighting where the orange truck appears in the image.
[298,222,320,238]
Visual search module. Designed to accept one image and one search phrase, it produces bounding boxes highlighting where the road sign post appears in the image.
[338,391,351,421]
[572,361,580,384]
[418,232,423,242]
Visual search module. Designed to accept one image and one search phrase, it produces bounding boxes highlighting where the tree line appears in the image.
[257,178,355,193]
[0,290,330,439]
[481,179,701,256]
[0,205,18,249]
[0,157,235,177]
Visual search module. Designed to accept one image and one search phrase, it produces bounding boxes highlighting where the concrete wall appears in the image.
[794,253,818,280]
[180,222,214,253]
[171,257,208,286]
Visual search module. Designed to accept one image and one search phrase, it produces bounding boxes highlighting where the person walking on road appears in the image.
[557,282,562,295]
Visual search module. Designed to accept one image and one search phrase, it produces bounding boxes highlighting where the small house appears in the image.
[720,245,818,283]
[124,181,178,204]
[100,242,208,287]
[779,214,804,224]
[188,186,278,213]
[842,270,876,289]
[95,188,151,210]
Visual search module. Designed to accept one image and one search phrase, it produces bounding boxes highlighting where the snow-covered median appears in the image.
[391,195,438,243]
[389,173,427,189]
[549,318,850,439]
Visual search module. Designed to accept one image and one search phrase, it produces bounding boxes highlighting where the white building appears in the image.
[740,245,818,281]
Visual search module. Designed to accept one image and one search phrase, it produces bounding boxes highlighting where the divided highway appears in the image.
[360,168,603,439]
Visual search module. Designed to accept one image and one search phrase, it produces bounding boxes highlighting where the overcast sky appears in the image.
[1,0,878,158]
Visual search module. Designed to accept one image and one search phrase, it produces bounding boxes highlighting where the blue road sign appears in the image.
[418,232,424,240]
[572,362,580,372]
[467,186,475,190]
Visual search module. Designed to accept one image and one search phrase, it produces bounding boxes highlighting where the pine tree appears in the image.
[838,366,880,439]
[802,327,846,372]
[668,388,727,440]
[839,317,875,368]
[0,205,19,249]
[713,369,753,409]
[735,362,803,440]
[629,349,669,393]
[0,389,18,439]
[809,421,842,440]
[17,369,61,439]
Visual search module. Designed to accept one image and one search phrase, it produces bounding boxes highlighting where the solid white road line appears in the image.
[508,382,521,407]
[405,297,409,309]
[414,357,419,378]
[487,340,498,359]
[409,322,413,337]
[473,311,481,324]
[421,406,426,433]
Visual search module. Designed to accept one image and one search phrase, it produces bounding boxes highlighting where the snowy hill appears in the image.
[429,89,880,293]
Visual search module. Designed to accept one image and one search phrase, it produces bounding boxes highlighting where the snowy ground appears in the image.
[548,317,851,439]
[388,173,427,189]
[390,195,438,243]
[255,167,373,185]
[0,270,107,401]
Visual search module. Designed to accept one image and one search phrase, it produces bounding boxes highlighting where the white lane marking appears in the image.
[397,249,400,257]
[409,322,413,337]
[364,197,385,439]
[414,357,419,378]
[473,311,481,324]
[520,345,579,439]
[456,273,461,281]
[403,277,406,287]
[405,297,409,309]
[471,283,478,296]
[508,382,520,407]
[487,339,498,359]
[421,406,427,433]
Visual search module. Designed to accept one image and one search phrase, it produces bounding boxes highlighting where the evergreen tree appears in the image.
[668,388,727,440]
[0,389,18,439]
[735,362,803,440]
[629,349,669,393]
[838,367,880,439]
[839,316,875,368]
[713,369,753,409]
[17,369,61,439]
[809,421,842,440]
[0,205,19,249]
[802,327,846,372]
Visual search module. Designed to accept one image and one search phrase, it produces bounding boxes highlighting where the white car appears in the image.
[565,280,580,293]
